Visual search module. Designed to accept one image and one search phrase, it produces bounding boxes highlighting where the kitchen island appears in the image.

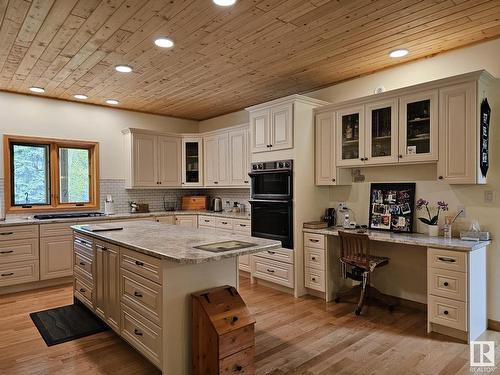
[71,220,281,374]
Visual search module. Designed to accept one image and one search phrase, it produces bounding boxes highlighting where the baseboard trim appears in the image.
[0,277,72,296]
[488,319,500,332]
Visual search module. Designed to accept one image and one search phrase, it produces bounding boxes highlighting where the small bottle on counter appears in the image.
[443,216,452,239]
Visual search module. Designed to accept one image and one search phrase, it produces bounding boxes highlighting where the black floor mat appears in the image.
[30,304,108,346]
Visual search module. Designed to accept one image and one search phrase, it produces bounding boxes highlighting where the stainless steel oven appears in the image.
[249,160,293,249]
[249,160,292,200]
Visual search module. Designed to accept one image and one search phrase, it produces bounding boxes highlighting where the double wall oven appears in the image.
[249,160,293,249]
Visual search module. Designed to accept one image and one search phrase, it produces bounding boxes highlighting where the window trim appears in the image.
[3,135,100,213]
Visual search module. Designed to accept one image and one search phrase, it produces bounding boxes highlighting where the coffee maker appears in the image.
[323,208,336,227]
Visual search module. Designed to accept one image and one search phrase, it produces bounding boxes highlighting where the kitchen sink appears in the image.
[195,241,256,253]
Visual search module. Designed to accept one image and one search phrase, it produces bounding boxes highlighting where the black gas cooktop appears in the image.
[33,212,105,220]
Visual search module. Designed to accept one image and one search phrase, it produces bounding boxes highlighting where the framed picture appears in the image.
[368,183,416,233]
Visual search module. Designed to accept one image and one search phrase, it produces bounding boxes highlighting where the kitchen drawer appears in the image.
[251,257,294,288]
[428,295,467,331]
[155,216,175,225]
[121,303,162,368]
[216,218,234,232]
[234,220,251,235]
[219,346,255,375]
[0,238,39,264]
[198,215,216,228]
[304,233,325,250]
[219,325,254,359]
[74,276,93,309]
[121,248,162,284]
[74,252,93,280]
[40,222,75,237]
[74,234,94,259]
[255,248,294,264]
[121,269,162,326]
[304,267,326,292]
[429,268,467,302]
[304,246,325,271]
[428,248,467,272]
[0,225,38,241]
[0,260,39,287]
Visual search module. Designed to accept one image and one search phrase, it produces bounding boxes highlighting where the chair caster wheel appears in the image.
[388,304,395,312]
[355,308,361,316]
[334,297,340,303]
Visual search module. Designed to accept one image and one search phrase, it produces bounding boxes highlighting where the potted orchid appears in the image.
[416,199,449,237]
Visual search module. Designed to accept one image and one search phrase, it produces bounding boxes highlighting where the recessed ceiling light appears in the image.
[29,87,45,93]
[105,99,119,105]
[154,38,174,48]
[389,49,409,58]
[213,0,236,6]
[115,65,133,73]
[74,94,88,100]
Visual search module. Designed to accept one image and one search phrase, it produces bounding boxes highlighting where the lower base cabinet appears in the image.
[95,240,120,332]
[40,235,73,280]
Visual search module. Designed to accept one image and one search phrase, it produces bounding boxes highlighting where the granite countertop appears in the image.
[0,210,251,227]
[72,220,279,264]
[303,227,491,252]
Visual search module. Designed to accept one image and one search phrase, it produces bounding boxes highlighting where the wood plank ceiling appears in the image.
[0,0,499,120]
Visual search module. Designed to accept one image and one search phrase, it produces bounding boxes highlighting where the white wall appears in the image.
[0,92,199,179]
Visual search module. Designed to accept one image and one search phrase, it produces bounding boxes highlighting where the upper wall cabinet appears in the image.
[182,137,203,187]
[228,129,250,186]
[204,132,229,187]
[247,95,328,154]
[123,129,181,189]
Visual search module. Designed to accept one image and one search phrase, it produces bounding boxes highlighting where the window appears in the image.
[4,135,99,213]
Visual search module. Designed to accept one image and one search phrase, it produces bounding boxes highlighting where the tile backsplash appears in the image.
[0,178,250,215]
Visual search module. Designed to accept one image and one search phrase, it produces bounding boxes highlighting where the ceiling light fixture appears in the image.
[74,94,88,100]
[213,0,236,6]
[115,65,133,73]
[154,37,174,48]
[106,99,119,105]
[29,86,45,93]
[389,48,409,58]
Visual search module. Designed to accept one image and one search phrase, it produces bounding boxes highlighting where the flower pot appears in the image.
[428,225,439,237]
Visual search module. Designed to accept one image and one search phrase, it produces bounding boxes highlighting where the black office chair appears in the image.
[334,231,395,315]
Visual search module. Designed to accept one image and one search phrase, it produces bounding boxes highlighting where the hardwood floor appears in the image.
[1,276,499,374]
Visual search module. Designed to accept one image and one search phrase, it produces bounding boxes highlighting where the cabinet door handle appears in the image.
[443,282,449,287]
[438,257,456,263]
[332,178,336,182]
[134,329,143,336]
[311,256,317,261]
[312,277,317,282]
[266,269,275,273]
[398,154,403,159]
[244,180,249,184]
[0,232,13,236]
[443,310,449,315]
[222,221,228,225]
[135,260,144,266]
[0,250,14,254]
[1,272,14,277]
[438,176,444,180]
[134,291,143,298]
[96,244,107,251]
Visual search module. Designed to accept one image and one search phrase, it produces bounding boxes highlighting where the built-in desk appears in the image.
[303,227,491,343]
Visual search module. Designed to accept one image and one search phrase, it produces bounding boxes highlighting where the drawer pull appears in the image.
[135,261,144,267]
[312,277,317,282]
[204,220,210,222]
[134,329,143,336]
[438,257,456,263]
[79,262,86,266]
[222,221,228,225]
[96,244,107,251]
[0,232,14,236]
[79,288,86,293]
[239,224,247,227]
[443,310,449,315]
[234,365,243,372]
[134,291,143,298]
[443,281,449,287]
[1,272,14,277]
[309,239,320,243]
[0,250,14,254]
[267,251,276,255]
[311,256,317,261]
[266,269,275,273]
[75,239,91,247]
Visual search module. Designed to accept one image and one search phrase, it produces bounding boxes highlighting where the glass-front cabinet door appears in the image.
[399,90,439,163]
[181,138,203,187]
[336,106,365,166]
[365,98,399,165]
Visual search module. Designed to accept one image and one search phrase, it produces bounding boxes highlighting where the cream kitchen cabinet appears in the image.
[155,216,175,225]
[181,137,203,187]
[175,215,198,228]
[39,223,74,280]
[249,108,270,153]
[228,129,250,186]
[204,132,229,187]
[95,240,120,333]
[123,129,181,189]
[249,103,293,153]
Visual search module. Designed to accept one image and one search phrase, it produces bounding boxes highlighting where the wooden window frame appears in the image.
[3,135,100,213]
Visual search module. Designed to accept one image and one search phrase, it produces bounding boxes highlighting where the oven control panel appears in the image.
[251,159,293,171]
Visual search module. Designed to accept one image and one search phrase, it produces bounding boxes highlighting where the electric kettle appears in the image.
[212,197,223,212]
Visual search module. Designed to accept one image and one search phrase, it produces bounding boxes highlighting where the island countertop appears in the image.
[72,220,280,264]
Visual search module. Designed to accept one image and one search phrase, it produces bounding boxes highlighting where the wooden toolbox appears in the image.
[192,286,255,374]
[182,196,208,211]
